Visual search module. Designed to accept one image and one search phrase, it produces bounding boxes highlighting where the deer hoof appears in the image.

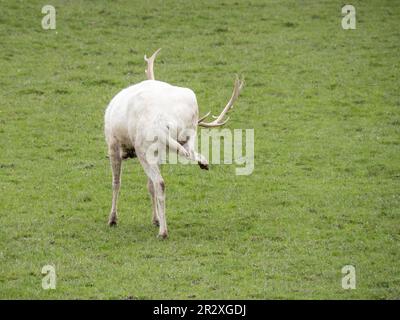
[152,219,160,226]
[108,220,117,227]
[157,232,168,239]
[198,161,209,170]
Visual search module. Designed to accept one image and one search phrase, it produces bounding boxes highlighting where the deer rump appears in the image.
[105,79,199,162]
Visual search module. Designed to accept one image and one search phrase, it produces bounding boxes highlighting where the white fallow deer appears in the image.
[104,49,244,238]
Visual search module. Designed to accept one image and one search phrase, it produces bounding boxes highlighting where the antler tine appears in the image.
[144,48,161,80]
[198,75,244,127]
[198,111,211,123]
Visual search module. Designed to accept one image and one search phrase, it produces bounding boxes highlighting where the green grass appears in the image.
[0,0,399,299]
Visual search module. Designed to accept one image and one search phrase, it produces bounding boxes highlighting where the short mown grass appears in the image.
[0,0,399,299]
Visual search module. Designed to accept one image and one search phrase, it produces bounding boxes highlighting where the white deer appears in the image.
[104,49,244,238]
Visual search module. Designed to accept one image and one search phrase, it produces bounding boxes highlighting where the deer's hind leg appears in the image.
[147,178,159,226]
[108,142,122,226]
[137,152,167,239]
[182,135,209,170]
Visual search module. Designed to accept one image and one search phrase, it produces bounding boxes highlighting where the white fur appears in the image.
[104,49,242,239]
[104,79,208,238]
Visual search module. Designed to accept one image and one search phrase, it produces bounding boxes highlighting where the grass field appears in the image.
[0,0,399,299]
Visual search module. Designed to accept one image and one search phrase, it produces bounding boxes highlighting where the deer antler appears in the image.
[198,75,244,127]
[144,48,161,80]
